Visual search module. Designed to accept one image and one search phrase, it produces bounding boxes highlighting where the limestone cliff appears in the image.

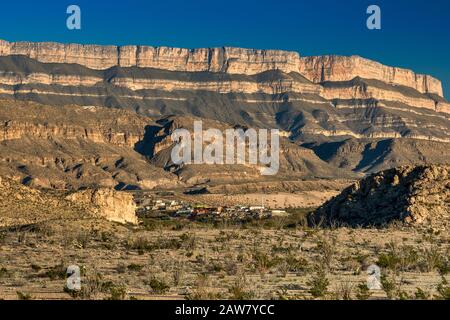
[66,188,138,224]
[299,55,443,96]
[0,39,300,74]
[0,39,443,97]
[0,100,181,190]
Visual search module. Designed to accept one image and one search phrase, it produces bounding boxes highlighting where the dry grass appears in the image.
[0,217,448,300]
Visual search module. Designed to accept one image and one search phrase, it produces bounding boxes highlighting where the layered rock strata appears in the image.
[0,39,443,97]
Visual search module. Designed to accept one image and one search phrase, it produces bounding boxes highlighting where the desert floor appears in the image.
[178,191,340,209]
[0,213,448,300]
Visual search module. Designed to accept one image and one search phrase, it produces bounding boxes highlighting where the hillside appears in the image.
[312,164,450,228]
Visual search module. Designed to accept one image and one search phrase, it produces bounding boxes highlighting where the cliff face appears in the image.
[66,188,138,224]
[299,55,443,97]
[0,39,443,97]
[0,40,301,74]
[0,100,181,190]
[0,40,449,183]
[0,70,321,95]
[0,174,137,226]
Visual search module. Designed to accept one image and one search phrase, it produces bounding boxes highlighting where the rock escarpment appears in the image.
[0,39,444,97]
[0,99,181,190]
[299,55,443,97]
[311,165,450,228]
[66,188,138,224]
[0,39,301,74]
[0,175,137,226]
[0,39,449,180]
[0,175,85,227]
[147,116,359,185]
[0,39,448,121]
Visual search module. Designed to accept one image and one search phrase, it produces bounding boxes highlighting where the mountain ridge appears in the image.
[0,39,444,97]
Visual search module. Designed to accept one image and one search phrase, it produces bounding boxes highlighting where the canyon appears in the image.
[0,39,449,192]
[0,39,449,302]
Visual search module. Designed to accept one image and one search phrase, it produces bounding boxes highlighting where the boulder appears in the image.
[66,188,138,225]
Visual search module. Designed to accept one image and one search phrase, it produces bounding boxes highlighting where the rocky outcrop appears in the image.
[320,77,439,112]
[311,165,450,228]
[299,55,443,96]
[0,174,137,226]
[0,175,89,227]
[0,69,321,96]
[0,99,182,190]
[66,188,138,224]
[0,39,301,74]
[0,39,443,97]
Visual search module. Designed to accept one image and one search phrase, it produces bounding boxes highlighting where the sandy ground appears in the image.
[179,191,339,209]
[0,217,448,300]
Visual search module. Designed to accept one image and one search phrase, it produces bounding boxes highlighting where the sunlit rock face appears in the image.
[0,39,449,182]
[312,164,450,228]
[298,55,443,97]
[0,39,301,74]
[0,39,444,97]
[66,188,138,225]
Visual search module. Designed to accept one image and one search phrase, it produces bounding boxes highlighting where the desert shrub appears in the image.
[420,245,445,273]
[44,263,66,280]
[172,266,184,286]
[333,281,353,300]
[0,266,9,278]
[207,261,224,273]
[180,233,197,251]
[224,260,239,276]
[228,275,255,300]
[116,263,127,273]
[377,252,400,270]
[377,243,441,273]
[154,237,182,250]
[147,276,170,294]
[61,229,90,249]
[185,273,221,300]
[0,232,6,244]
[316,237,337,270]
[284,254,308,273]
[380,274,398,299]
[30,264,42,271]
[127,263,144,272]
[435,277,450,300]
[414,288,430,300]
[252,251,278,274]
[277,261,290,278]
[16,291,33,300]
[355,282,372,300]
[307,267,329,298]
[125,235,153,254]
[73,231,91,249]
[64,272,114,299]
[106,285,127,300]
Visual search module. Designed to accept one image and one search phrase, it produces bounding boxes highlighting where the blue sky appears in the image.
[0,0,449,97]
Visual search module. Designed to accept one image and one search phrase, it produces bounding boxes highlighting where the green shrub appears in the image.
[147,277,170,294]
[435,277,450,300]
[127,263,144,272]
[355,283,372,300]
[16,291,33,300]
[307,268,329,298]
